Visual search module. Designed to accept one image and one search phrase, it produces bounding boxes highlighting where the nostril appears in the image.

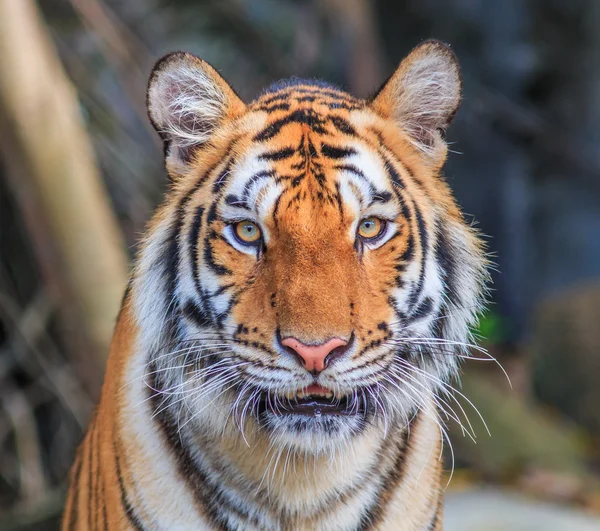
[282,344,305,366]
[324,334,354,367]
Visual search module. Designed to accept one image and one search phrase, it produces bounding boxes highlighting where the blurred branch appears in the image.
[2,383,47,506]
[0,487,64,531]
[0,0,128,370]
[472,83,600,193]
[319,0,385,96]
[210,0,292,80]
[68,0,158,141]
[0,291,94,428]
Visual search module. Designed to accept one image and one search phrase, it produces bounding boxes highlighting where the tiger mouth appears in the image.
[258,384,361,417]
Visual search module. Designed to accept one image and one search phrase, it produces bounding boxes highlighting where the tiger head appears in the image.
[135,41,487,454]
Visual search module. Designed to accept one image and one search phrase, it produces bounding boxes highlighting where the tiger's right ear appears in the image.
[147,52,245,178]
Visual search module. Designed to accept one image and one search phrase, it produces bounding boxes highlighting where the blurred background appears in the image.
[1,0,600,529]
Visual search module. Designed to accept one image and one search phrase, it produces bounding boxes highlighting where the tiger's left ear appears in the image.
[370,40,461,165]
[147,52,245,179]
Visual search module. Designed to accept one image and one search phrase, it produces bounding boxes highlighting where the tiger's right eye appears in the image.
[358,217,385,240]
[234,221,262,244]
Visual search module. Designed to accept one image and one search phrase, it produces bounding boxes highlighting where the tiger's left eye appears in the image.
[234,221,261,244]
[358,217,385,240]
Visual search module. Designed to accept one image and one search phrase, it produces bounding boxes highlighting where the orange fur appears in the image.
[63,41,487,530]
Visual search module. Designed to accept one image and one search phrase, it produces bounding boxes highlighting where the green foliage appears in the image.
[472,310,508,345]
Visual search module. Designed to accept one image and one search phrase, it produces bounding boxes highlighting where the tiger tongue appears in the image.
[305,384,330,395]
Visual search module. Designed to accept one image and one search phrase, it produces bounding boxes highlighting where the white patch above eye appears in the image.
[345,144,393,192]
[218,150,284,245]
[334,144,400,249]
[362,202,400,222]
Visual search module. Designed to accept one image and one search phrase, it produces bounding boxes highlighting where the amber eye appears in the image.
[234,220,261,244]
[358,217,384,240]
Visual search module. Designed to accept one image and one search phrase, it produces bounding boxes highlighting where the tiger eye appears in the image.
[358,217,384,240]
[235,221,261,243]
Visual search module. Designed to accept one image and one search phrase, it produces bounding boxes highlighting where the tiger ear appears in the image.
[370,40,461,165]
[147,52,245,178]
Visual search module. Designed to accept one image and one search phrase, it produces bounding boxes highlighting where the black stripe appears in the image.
[92,422,102,530]
[209,283,235,298]
[383,158,407,190]
[224,194,246,208]
[330,116,357,136]
[114,434,145,531]
[435,222,459,304]
[255,102,291,112]
[254,110,327,141]
[212,160,234,194]
[65,450,83,530]
[216,293,240,329]
[326,101,363,111]
[204,228,232,277]
[258,147,296,161]
[356,417,417,530]
[288,86,358,101]
[407,296,434,322]
[369,127,420,184]
[256,91,291,106]
[87,423,96,530]
[370,191,393,205]
[149,374,231,531]
[183,299,211,328]
[320,143,356,159]
[427,494,443,530]
[188,205,206,298]
[333,163,364,179]
[332,163,392,207]
[187,204,218,331]
[161,171,215,343]
[241,170,275,203]
[101,469,109,531]
[272,193,283,227]
[334,181,345,221]
[259,86,358,105]
[407,204,428,310]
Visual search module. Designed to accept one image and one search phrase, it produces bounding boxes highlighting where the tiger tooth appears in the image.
[297,390,305,400]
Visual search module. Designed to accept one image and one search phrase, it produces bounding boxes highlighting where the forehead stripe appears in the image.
[320,144,356,159]
[256,102,291,112]
[254,109,328,141]
[258,86,360,106]
[334,163,390,205]
[330,116,357,136]
[258,147,297,161]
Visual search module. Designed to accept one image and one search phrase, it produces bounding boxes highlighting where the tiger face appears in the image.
[138,41,487,454]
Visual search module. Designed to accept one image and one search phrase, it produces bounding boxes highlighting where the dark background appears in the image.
[2,0,600,528]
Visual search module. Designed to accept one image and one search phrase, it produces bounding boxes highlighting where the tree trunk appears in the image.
[0,0,128,387]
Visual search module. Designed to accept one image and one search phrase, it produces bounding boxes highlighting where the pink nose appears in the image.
[281,337,348,374]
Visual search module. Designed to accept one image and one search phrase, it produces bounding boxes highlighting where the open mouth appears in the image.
[258,384,360,417]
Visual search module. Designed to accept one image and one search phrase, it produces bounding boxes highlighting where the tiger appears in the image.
[62,40,488,530]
